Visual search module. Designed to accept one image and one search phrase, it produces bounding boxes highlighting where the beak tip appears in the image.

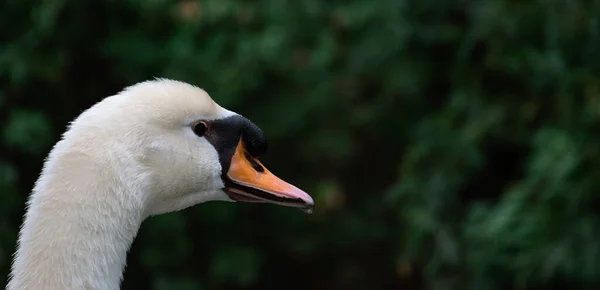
[301,195,315,214]
[294,189,314,211]
[301,206,314,214]
[300,201,314,214]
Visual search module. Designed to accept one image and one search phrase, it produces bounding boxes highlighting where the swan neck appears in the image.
[7,145,147,290]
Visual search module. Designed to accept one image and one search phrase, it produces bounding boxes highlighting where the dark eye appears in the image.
[192,121,208,137]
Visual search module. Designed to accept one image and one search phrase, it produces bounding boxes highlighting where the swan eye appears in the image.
[192,121,208,137]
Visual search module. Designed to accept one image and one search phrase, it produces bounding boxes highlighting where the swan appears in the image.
[6,79,314,290]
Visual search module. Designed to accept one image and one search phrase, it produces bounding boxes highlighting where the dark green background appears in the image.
[2,1,600,289]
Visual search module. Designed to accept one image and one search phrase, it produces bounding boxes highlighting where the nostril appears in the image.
[244,152,265,173]
[251,161,264,173]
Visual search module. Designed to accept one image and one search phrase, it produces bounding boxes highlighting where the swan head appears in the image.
[68,79,314,216]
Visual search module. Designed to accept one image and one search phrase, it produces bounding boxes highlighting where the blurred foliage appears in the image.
[2,0,600,289]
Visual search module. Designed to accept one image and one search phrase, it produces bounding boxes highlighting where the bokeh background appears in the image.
[2,0,600,289]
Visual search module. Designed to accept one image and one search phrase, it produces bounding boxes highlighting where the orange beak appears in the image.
[223,139,314,213]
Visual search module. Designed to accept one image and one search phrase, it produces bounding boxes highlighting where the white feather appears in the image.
[7,79,237,290]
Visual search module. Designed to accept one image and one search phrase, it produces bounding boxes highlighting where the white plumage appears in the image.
[7,79,313,290]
